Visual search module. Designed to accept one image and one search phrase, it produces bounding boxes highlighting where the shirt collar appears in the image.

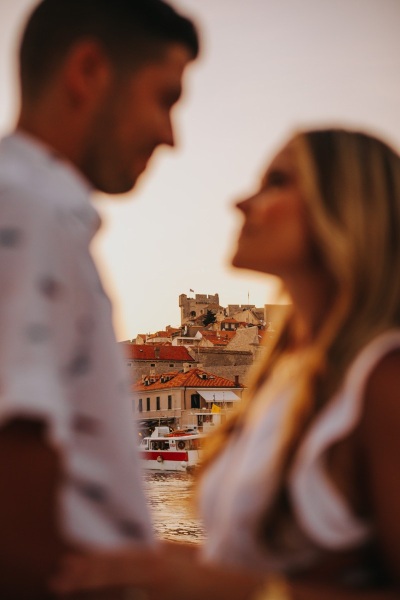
[4,129,93,195]
[1,130,102,235]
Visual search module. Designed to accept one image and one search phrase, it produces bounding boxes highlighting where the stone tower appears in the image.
[179,293,220,325]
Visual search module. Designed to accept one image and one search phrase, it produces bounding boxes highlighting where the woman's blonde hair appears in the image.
[200,128,400,547]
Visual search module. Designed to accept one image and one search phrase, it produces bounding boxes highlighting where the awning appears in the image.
[196,390,240,402]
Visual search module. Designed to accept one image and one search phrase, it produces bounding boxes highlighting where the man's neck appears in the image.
[17,101,86,171]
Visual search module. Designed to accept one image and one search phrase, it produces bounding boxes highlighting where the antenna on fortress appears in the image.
[248,291,250,304]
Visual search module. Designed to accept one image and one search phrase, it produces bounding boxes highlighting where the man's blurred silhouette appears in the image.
[0,1,198,597]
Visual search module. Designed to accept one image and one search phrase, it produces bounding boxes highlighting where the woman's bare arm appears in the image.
[358,349,400,584]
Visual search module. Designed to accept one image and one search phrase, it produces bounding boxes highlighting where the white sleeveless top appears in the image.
[199,330,400,574]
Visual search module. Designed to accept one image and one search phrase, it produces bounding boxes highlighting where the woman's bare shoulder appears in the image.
[359,347,400,469]
[358,349,400,583]
[363,348,400,424]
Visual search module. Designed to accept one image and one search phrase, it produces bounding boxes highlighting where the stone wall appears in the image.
[127,358,198,381]
[226,326,259,355]
[226,304,255,316]
[188,347,256,385]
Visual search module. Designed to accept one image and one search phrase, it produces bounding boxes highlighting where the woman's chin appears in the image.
[231,253,255,272]
[231,254,273,277]
[231,252,244,269]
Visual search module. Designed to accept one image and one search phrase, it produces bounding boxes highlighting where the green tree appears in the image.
[203,309,216,326]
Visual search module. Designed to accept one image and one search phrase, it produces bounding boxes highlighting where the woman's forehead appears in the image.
[261,143,296,183]
[269,143,295,168]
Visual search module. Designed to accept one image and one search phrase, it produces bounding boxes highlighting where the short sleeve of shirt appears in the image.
[0,183,73,449]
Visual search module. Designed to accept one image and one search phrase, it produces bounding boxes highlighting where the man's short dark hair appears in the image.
[20,0,199,102]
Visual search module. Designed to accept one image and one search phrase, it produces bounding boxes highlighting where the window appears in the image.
[150,363,155,367]
[169,363,174,367]
[156,396,160,411]
[168,395,172,410]
[138,398,143,412]
[146,397,150,411]
[191,394,200,409]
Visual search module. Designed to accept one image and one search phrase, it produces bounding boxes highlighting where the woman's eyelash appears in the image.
[265,170,288,187]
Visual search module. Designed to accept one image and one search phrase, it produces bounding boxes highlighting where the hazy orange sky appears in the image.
[1,0,400,339]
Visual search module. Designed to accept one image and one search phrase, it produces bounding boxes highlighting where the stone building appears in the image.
[123,297,290,389]
[132,366,244,430]
[226,304,263,319]
[121,343,198,379]
[188,346,254,384]
[228,307,265,327]
[179,293,222,325]
[226,325,261,356]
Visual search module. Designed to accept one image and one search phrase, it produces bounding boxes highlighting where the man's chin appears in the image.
[112,161,151,195]
[95,172,141,195]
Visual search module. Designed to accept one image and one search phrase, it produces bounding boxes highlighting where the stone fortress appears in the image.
[126,291,290,432]
[179,293,264,326]
[123,291,289,385]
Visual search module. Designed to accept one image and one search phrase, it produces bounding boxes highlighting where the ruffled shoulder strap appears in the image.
[289,330,400,550]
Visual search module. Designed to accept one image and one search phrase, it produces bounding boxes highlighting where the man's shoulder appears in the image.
[0,137,54,208]
[0,162,57,233]
[0,135,93,231]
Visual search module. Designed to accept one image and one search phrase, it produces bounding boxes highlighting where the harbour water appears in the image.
[142,471,205,544]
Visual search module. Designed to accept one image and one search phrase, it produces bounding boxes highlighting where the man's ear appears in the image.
[63,40,113,108]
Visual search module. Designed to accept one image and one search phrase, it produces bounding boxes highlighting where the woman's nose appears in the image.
[235,195,255,213]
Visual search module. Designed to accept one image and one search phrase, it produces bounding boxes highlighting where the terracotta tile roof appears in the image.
[147,331,170,339]
[200,330,236,346]
[121,343,195,362]
[132,368,243,392]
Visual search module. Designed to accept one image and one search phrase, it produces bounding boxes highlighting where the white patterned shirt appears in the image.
[0,131,153,548]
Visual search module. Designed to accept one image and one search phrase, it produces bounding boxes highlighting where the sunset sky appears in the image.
[1,0,400,339]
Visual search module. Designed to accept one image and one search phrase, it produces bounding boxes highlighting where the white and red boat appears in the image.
[139,426,203,471]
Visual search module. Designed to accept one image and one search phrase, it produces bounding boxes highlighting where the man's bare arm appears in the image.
[0,418,65,599]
